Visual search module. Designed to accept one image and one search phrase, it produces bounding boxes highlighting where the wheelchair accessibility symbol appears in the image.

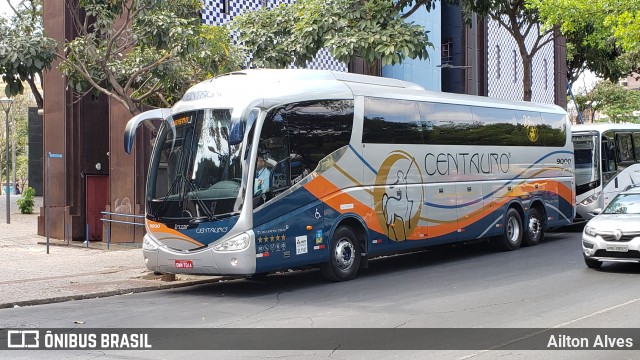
[315,209,321,219]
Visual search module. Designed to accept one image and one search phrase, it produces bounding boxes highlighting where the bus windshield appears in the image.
[147,109,244,221]
[573,134,600,195]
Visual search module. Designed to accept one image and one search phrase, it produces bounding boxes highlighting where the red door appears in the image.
[86,175,109,241]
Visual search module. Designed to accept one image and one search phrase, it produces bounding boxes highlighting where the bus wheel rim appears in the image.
[507,216,520,243]
[529,216,541,240]
[335,238,355,270]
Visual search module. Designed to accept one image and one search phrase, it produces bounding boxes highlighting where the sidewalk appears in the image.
[0,195,221,309]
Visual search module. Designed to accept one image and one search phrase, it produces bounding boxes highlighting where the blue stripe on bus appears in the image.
[349,144,377,175]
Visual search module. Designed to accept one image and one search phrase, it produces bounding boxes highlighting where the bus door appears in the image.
[601,136,618,207]
[602,132,640,208]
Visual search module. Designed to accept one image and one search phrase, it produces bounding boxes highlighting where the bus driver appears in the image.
[254,155,271,195]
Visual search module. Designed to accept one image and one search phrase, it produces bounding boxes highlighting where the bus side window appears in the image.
[254,110,289,206]
[287,100,353,183]
[633,133,640,161]
[601,138,617,181]
[616,133,634,163]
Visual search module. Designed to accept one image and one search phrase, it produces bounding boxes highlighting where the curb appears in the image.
[1,277,226,310]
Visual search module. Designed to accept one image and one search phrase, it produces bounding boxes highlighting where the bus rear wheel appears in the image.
[523,208,544,246]
[321,226,361,282]
[493,208,523,251]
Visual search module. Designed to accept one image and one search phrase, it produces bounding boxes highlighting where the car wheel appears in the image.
[321,226,361,282]
[493,208,523,251]
[523,208,544,246]
[584,256,602,269]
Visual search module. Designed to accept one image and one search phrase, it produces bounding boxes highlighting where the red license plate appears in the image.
[174,260,193,269]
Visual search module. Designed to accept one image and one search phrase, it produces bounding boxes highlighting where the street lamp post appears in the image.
[0,97,14,224]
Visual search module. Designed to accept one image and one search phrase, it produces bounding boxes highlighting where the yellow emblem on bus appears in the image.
[527,125,539,143]
[373,151,424,242]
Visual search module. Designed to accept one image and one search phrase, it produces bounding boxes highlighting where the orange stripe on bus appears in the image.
[304,176,385,234]
[146,220,205,247]
[305,176,573,241]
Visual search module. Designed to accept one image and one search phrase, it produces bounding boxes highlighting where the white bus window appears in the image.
[616,133,634,162]
[634,133,640,160]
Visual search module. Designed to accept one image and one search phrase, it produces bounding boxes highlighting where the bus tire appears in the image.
[494,208,523,251]
[523,208,544,246]
[321,226,361,282]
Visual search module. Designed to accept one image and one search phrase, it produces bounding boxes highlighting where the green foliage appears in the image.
[575,80,640,123]
[531,0,640,83]
[0,0,55,108]
[0,93,33,197]
[58,0,244,115]
[17,187,35,214]
[231,0,433,69]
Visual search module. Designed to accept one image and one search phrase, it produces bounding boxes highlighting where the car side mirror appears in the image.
[592,208,602,215]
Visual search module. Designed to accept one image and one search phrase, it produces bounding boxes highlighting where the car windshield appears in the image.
[603,193,640,214]
[146,109,244,221]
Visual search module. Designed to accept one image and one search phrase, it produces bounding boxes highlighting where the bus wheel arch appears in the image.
[321,217,367,282]
[493,204,524,251]
[523,201,546,246]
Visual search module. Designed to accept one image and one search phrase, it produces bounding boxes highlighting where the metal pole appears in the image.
[11,107,16,195]
[46,152,50,254]
[5,107,9,224]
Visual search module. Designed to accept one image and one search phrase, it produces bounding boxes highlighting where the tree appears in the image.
[0,0,56,109]
[231,0,434,70]
[462,0,558,101]
[57,0,244,116]
[0,91,32,193]
[531,0,640,87]
[575,80,640,123]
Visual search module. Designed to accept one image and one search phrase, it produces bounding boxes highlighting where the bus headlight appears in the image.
[143,236,159,251]
[580,192,601,206]
[213,233,250,252]
[584,225,597,237]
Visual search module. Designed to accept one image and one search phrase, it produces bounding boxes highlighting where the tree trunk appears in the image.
[521,55,533,102]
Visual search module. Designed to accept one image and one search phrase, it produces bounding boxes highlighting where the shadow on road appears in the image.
[164,230,579,298]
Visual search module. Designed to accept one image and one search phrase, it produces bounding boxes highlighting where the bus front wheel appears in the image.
[494,208,523,251]
[321,226,361,282]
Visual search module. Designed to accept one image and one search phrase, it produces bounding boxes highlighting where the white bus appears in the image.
[573,123,640,220]
[124,69,574,281]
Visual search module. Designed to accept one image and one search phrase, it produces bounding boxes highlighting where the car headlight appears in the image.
[584,225,597,237]
[580,191,601,206]
[213,233,250,252]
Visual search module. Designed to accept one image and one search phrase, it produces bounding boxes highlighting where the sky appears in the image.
[0,0,17,19]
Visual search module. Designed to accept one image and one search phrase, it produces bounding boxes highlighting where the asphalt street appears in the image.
[3,227,640,359]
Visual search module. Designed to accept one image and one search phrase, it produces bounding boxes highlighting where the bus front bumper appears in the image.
[141,234,256,276]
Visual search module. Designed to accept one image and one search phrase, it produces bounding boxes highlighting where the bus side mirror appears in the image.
[229,120,245,145]
[123,108,172,154]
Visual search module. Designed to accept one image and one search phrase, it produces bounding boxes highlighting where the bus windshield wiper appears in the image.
[153,173,185,220]
[184,179,215,220]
